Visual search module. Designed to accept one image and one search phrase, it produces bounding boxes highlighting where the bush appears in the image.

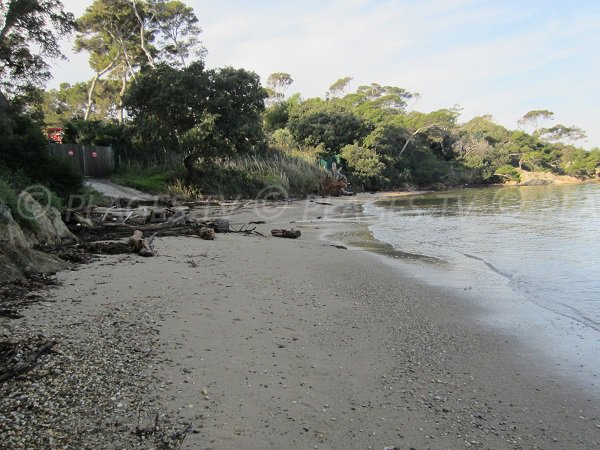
[494,164,521,182]
[0,111,82,203]
[183,150,327,198]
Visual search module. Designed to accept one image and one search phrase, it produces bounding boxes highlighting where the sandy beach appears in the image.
[1,196,599,449]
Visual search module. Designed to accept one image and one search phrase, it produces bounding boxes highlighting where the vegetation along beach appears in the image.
[1,0,599,448]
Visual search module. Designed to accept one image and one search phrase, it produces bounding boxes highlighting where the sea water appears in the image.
[363,183,600,390]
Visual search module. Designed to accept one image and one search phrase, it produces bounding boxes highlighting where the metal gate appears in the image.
[49,144,114,177]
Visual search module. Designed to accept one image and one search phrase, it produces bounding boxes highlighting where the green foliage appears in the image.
[0,105,82,201]
[538,124,586,143]
[327,76,353,98]
[263,100,290,132]
[287,103,367,156]
[340,144,386,189]
[42,81,120,125]
[0,0,75,94]
[125,62,267,169]
[517,109,554,132]
[63,119,127,145]
[165,179,202,200]
[560,147,600,178]
[495,165,521,182]
[269,128,296,149]
[266,72,293,103]
[111,165,179,194]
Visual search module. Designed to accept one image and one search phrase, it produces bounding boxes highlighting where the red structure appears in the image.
[46,128,64,144]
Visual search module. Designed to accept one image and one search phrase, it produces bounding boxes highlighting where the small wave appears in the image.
[462,253,513,281]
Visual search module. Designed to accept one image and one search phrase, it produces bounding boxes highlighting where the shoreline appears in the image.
[1,197,599,448]
[345,192,600,389]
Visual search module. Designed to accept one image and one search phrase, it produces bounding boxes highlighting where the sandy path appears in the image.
[85,178,157,201]
[1,199,599,449]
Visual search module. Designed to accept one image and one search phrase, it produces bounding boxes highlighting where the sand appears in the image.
[1,196,599,449]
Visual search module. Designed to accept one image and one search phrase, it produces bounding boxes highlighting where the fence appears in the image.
[49,144,114,177]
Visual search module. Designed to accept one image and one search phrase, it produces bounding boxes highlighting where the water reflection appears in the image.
[367,183,600,329]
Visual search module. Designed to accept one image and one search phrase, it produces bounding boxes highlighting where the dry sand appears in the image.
[1,197,599,449]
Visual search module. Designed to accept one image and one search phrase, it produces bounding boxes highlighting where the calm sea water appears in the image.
[365,184,600,333]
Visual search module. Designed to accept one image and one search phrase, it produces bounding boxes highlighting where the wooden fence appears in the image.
[49,144,114,177]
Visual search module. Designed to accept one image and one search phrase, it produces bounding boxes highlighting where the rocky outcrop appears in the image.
[516,169,582,186]
[0,195,74,282]
[17,192,77,247]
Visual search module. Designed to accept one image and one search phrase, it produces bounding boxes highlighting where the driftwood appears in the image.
[271,229,301,239]
[128,230,155,257]
[0,340,56,383]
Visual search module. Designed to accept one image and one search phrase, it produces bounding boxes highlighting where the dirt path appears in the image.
[85,178,157,201]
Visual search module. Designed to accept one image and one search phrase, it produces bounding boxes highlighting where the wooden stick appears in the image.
[0,341,56,383]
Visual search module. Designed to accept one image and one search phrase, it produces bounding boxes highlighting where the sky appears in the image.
[52,0,600,148]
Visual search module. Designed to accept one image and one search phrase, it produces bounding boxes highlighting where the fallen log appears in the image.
[128,230,155,257]
[271,229,301,239]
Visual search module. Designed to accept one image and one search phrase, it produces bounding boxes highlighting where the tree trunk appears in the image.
[84,56,119,120]
[118,72,128,124]
[177,41,187,68]
[84,74,99,120]
[131,0,156,69]
[183,154,196,172]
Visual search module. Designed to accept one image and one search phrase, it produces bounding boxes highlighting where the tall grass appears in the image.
[111,149,327,198]
[221,149,328,196]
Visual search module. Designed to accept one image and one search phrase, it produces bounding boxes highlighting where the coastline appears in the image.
[1,197,599,448]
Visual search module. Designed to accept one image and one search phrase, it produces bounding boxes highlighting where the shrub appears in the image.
[494,165,521,182]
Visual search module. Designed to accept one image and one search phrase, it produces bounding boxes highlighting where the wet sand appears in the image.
[1,197,599,448]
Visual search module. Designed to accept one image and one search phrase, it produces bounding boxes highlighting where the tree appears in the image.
[326,76,352,99]
[353,83,414,110]
[125,62,267,172]
[538,124,586,144]
[75,0,151,121]
[0,0,75,95]
[287,108,367,155]
[42,82,88,125]
[517,109,554,133]
[340,143,386,188]
[75,0,206,121]
[266,72,293,104]
[460,115,510,145]
[151,0,205,67]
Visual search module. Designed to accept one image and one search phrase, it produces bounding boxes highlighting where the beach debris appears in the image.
[330,244,348,250]
[0,338,56,383]
[214,218,231,232]
[198,227,215,240]
[128,230,156,257]
[323,179,347,196]
[271,228,301,239]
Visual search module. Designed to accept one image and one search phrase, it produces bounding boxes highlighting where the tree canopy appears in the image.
[124,62,267,170]
[0,0,74,95]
